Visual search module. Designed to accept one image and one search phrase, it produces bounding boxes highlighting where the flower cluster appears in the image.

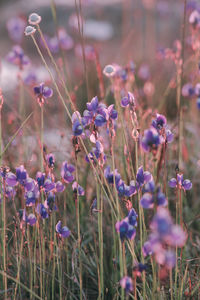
[72,96,118,138]
[143,208,187,269]
[140,180,167,209]
[115,208,138,241]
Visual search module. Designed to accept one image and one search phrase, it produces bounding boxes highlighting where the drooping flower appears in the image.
[36,172,45,189]
[121,92,136,108]
[72,181,85,196]
[34,82,53,106]
[115,209,138,241]
[152,114,167,131]
[36,203,48,219]
[141,127,162,153]
[23,210,37,226]
[120,276,133,294]
[56,220,70,238]
[46,153,55,168]
[61,161,75,184]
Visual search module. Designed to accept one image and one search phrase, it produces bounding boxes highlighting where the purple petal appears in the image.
[182,179,192,190]
[140,193,154,209]
[43,86,53,98]
[6,172,17,187]
[168,178,177,188]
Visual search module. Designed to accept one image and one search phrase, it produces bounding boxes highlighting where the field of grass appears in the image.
[0,1,200,299]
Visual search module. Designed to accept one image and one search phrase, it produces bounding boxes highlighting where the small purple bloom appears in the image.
[44,179,55,192]
[141,127,162,152]
[7,17,26,43]
[86,96,99,112]
[120,276,133,294]
[46,153,55,168]
[168,174,192,191]
[34,82,53,106]
[6,172,17,187]
[36,203,48,219]
[56,181,65,193]
[36,172,45,188]
[23,210,37,226]
[182,83,195,97]
[72,181,85,196]
[7,45,30,68]
[121,92,135,108]
[16,165,27,185]
[152,114,167,130]
[56,220,70,238]
[61,161,75,184]
[136,166,152,188]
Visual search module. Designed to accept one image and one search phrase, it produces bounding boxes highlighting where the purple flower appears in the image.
[36,172,45,188]
[44,179,55,192]
[182,83,195,97]
[104,166,121,185]
[168,173,192,191]
[121,92,135,108]
[23,210,37,226]
[72,181,85,196]
[189,10,200,28]
[151,208,187,247]
[55,181,65,193]
[34,82,53,105]
[56,220,70,238]
[107,104,118,120]
[127,208,138,226]
[46,153,55,168]
[7,45,30,69]
[61,161,75,183]
[25,191,37,206]
[86,141,106,165]
[166,129,174,143]
[136,166,152,188]
[140,181,167,209]
[115,209,137,241]
[6,172,18,187]
[36,203,48,219]
[133,263,147,276]
[72,111,83,136]
[16,165,27,185]
[141,127,162,152]
[120,276,133,294]
[7,17,26,43]
[152,114,167,130]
